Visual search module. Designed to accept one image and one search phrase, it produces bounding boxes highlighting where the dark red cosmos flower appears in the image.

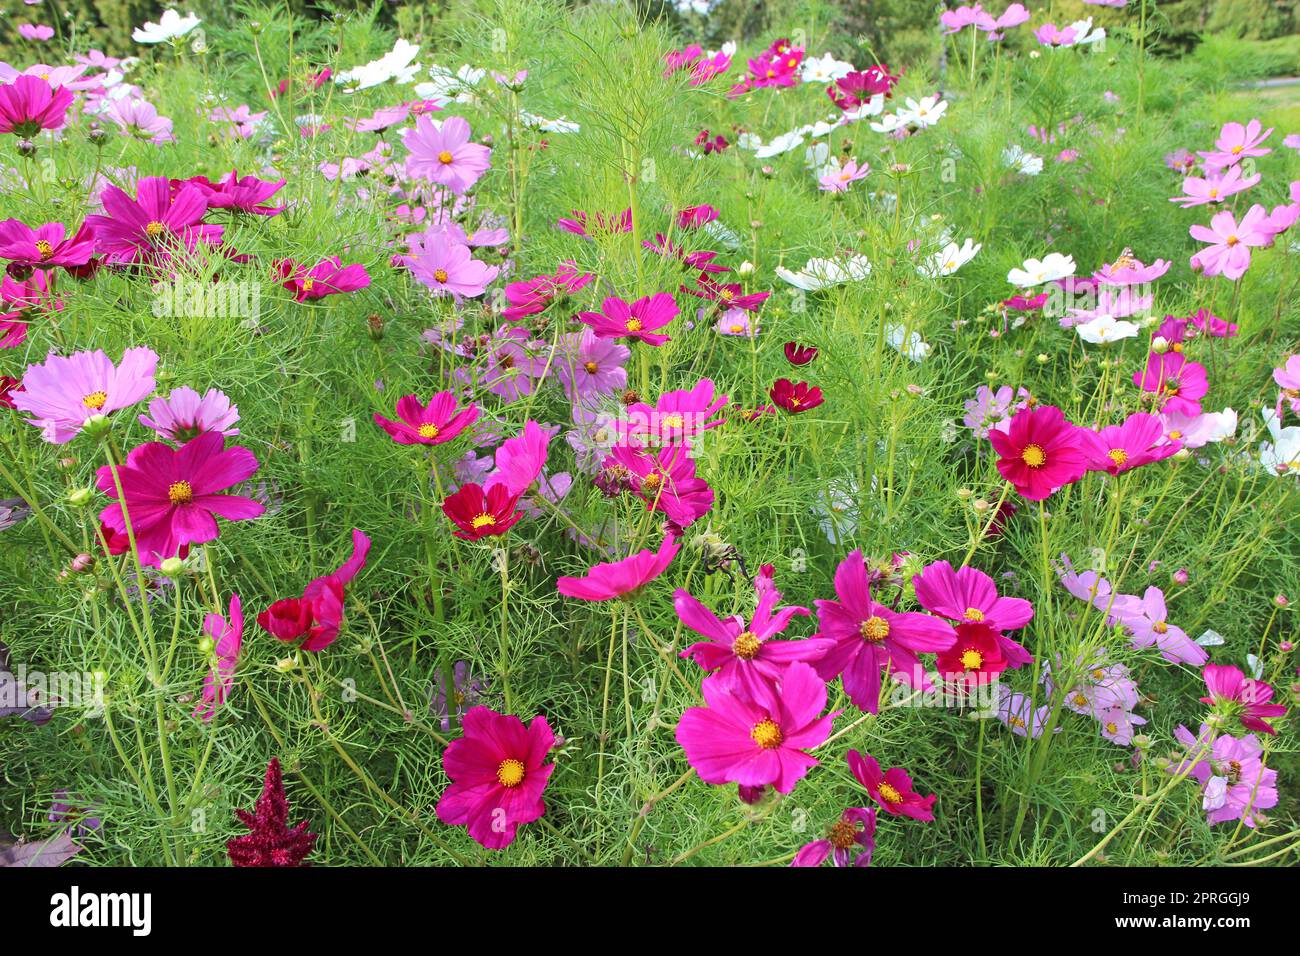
[783,341,817,366]
[682,275,771,312]
[227,758,317,867]
[770,378,824,413]
[827,66,900,112]
[934,622,1009,688]
[0,375,22,409]
[256,529,371,652]
[442,482,522,540]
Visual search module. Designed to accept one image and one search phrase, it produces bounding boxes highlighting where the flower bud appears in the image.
[159,556,187,579]
[197,635,215,656]
[1150,336,1170,354]
[972,498,991,514]
[1171,568,1189,586]
[67,486,94,508]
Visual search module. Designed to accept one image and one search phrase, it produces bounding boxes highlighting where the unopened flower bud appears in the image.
[1171,568,1189,585]
[81,414,111,439]
[70,552,96,573]
[197,635,215,656]
[159,556,187,579]
[1276,594,1290,608]
[1150,336,1170,354]
[1036,353,1048,364]
[972,498,991,514]
[956,487,973,500]
[67,486,94,507]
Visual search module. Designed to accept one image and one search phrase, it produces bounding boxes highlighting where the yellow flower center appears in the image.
[433,268,449,283]
[1107,448,1129,467]
[960,648,983,670]
[438,150,454,164]
[729,324,745,333]
[877,782,903,804]
[962,607,985,622]
[750,718,783,749]
[733,631,761,660]
[1072,693,1089,707]
[860,616,890,642]
[167,480,194,505]
[661,413,684,429]
[417,423,440,439]
[1106,721,1119,735]
[82,391,108,410]
[145,221,165,238]
[641,472,663,493]
[1208,188,1219,198]
[827,819,858,850]
[1225,235,1238,247]
[1152,621,1168,634]
[1021,443,1046,468]
[626,318,643,333]
[471,513,497,530]
[1231,145,1243,155]
[496,758,525,787]
[35,239,53,260]
[1091,668,1106,680]
[1168,430,1182,440]
[583,361,599,374]
[301,277,315,293]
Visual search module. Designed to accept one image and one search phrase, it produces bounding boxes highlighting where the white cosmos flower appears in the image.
[843,96,885,120]
[1069,18,1107,46]
[414,63,485,102]
[1008,253,1076,287]
[869,113,907,134]
[887,324,931,361]
[736,132,763,151]
[898,95,947,128]
[1002,144,1044,175]
[338,39,422,91]
[521,112,579,133]
[920,238,981,277]
[801,53,855,84]
[775,255,872,290]
[804,141,830,170]
[132,9,201,44]
[807,117,843,137]
[754,129,805,158]
[1076,314,1139,344]
[1260,409,1300,476]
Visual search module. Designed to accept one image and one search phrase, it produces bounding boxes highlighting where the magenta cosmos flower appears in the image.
[279,257,371,302]
[501,262,593,322]
[194,593,242,722]
[0,219,95,269]
[0,74,73,136]
[374,391,477,446]
[1199,664,1286,736]
[13,346,157,444]
[1133,352,1208,417]
[578,293,679,345]
[257,529,370,652]
[85,177,223,265]
[912,559,1033,667]
[187,169,286,216]
[1079,411,1180,475]
[138,386,240,442]
[814,549,955,713]
[620,377,728,447]
[486,420,552,497]
[677,571,833,701]
[676,661,835,794]
[436,706,555,850]
[404,234,499,299]
[1189,204,1273,280]
[847,749,936,820]
[989,404,1089,501]
[403,115,492,194]
[556,535,679,601]
[791,806,876,867]
[95,432,264,567]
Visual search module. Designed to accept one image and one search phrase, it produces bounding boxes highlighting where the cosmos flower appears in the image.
[278,256,372,302]
[989,405,1090,500]
[12,346,158,444]
[1133,352,1208,417]
[1079,412,1180,475]
[555,328,629,402]
[577,293,678,345]
[1198,119,1273,171]
[135,386,239,446]
[501,262,594,322]
[403,114,492,193]
[1113,586,1207,666]
[784,342,817,366]
[403,230,499,299]
[1189,205,1273,280]
[1199,664,1286,736]
[132,9,202,44]
[556,535,679,601]
[187,169,286,216]
[0,74,74,136]
[791,807,876,867]
[0,220,95,269]
[85,177,223,266]
[1171,724,1278,828]
[257,529,371,652]
[1007,253,1075,287]
[442,482,522,540]
[676,662,835,794]
[912,559,1034,663]
[194,593,242,721]
[769,378,823,413]
[373,391,478,446]
[847,749,936,821]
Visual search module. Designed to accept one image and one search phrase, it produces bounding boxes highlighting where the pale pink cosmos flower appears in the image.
[194,593,242,722]
[139,386,240,442]
[1114,586,1207,666]
[555,328,628,402]
[1160,408,1237,448]
[1189,204,1273,280]
[13,346,157,444]
[818,157,870,193]
[1169,165,1260,208]
[1273,355,1300,417]
[403,115,492,194]
[1198,119,1272,171]
[403,231,499,299]
[1098,708,1147,747]
[106,98,175,144]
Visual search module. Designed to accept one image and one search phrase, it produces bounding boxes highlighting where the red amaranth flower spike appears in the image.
[226,758,317,867]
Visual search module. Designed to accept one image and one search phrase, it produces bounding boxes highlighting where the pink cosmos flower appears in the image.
[18,24,54,41]
[84,177,223,266]
[209,104,267,139]
[472,326,547,402]
[996,685,1051,738]
[13,346,157,443]
[555,328,628,402]
[605,442,714,529]
[374,391,478,446]
[403,232,499,299]
[501,262,594,322]
[818,158,871,193]
[556,207,631,239]
[814,549,955,713]
[403,115,492,194]
[682,275,770,313]
[436,706,555,849]
[1172,724,1278,828]
[1079,411,1181,475]
[578,293,678,345]
[1199,664,1286,736]
[1093,253,1171,286]
[1189,204,1273,280]
[0,74,73,136]
[485,420,552,497]
[1274,354,1300,417]
[1098,708,1147,746]
[278,257,371,302]
[981,2,1030,35]
[1198,119,1272,171]
[988,405,1090,501]
[847,749,936,821]
[106,98,175,144]
[677,569,832,702]
[1170,165,1260,208]
[139,386,240,442]
[299,529,371,651]
[1188,307,1237,338]
[827,66,899,111]
[1114,586,1207,666]
[677,204,719,229]
[95,432,264,567]
[791,807,876,867]
[715,309,757,337]
[1133,352,1208,417]
[186,169,285,216]
[1035,24,1078,47]
[194,593,242,721]
[912,560,1033,667]
[675,661,835,794]
[556,535,679,601]
[0,220,95,269]
[941,4,995,34]
[619,377,728,447]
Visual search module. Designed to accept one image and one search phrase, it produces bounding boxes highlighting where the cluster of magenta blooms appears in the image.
[0,20,1294,866]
